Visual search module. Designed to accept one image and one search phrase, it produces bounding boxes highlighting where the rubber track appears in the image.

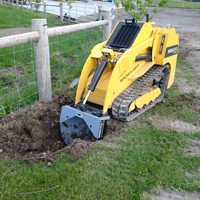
[112,65,169,121]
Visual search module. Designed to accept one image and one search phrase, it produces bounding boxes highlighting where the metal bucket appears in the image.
[60,106,110,145]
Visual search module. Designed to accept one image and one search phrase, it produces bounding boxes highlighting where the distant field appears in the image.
[151,0,200,9]
[0,4,64,28]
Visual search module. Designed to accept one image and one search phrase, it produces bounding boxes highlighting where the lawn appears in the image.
[0,4,64,28]
[150,0,200,8]
[0,128,200,199]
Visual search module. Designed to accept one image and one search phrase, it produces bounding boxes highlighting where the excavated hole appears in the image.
[0,94,121,164]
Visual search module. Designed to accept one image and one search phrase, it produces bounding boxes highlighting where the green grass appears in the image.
[49,28,103,94]
[150,0,200,9]
[176,57,200,86]
[0,27,103,117]
[0,4,64,28]
[0,128,200,199]
[146,85,200,123]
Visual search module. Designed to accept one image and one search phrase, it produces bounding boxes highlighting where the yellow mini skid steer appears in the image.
[60,16,179,145]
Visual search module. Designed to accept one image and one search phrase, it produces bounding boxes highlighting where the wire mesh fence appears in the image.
[62,2,98,23]
[0,42,38,118]
[0,25,103,119]
[49,26,103,95]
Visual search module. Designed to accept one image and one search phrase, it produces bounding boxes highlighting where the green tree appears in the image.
[114,0,169,21]
[34,0,41,12]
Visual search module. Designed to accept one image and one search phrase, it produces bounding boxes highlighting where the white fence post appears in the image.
[32,19,52,102]
[0,0,2,6]
[98,6,102,21]
[21,0,23,9]
[31,2,33,13]
[68,4,70,22]
[44,2,46,18]
[103,12,112,41]
[16,0,18,8]
[60,3,63,21]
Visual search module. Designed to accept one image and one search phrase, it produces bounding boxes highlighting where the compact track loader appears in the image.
[60,16,179,145]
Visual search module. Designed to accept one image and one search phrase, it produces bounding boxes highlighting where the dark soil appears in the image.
[105,118,123,137]
[23,139,95,165]
[0,94,121,164]
[178,51,189,58]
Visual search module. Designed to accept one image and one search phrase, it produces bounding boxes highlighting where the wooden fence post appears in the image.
[60,3,63,21]
[103,12,112,41]
[32,19,52,102]
[44,2,46,18]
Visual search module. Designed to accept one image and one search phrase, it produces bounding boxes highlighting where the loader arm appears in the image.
[75,42,105,105]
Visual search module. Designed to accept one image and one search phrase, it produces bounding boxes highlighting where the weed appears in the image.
[0,105,7,117]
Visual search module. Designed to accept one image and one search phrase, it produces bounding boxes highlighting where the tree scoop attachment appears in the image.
[60,106,110,145]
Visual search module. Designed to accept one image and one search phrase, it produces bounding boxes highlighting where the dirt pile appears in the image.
[0,94,121,164]
[24,139,95,165]
[105,118,123,137]
[68,139,95,160]
[0,94,73,162]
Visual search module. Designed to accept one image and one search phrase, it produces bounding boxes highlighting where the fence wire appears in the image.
[0,24,103,121]
[62,2,98,23]
[0,41,37,118]
[49,26,103,94]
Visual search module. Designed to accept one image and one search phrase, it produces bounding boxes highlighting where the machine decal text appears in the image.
[120,64,139,82]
